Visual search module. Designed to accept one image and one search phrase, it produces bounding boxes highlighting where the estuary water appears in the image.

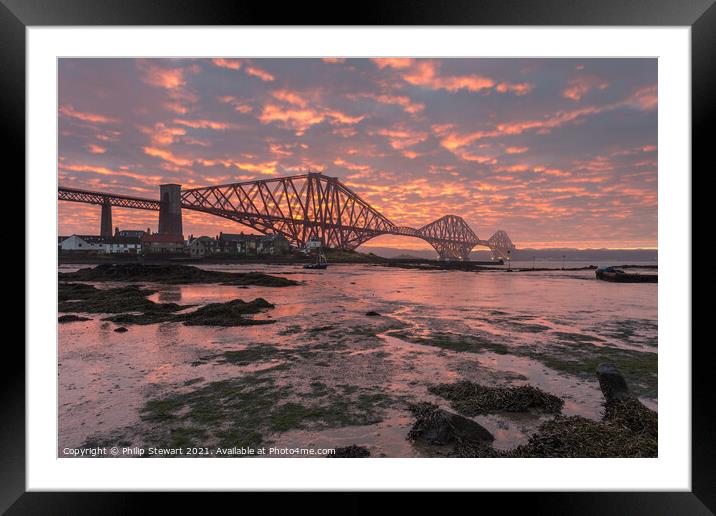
[58,262,657,457]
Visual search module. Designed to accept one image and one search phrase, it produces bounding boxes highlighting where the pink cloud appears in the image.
[212,58,242,70]
[59,104,117,124]
[245,65,275,82]
[562,75,609,101]
[371,58,414,70]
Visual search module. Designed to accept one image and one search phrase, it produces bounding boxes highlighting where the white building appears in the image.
[58,234,142,254]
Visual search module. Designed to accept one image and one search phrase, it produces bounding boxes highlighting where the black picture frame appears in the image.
[5,0,710,512]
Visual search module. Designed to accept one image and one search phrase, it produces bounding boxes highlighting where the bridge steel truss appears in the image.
[180,174,395,250]
[58,187,161,211]
[58,173,516,261]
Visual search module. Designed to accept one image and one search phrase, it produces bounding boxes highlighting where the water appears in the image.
[58,263,657,457]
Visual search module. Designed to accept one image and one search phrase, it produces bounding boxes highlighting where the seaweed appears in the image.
[429,381,564,416]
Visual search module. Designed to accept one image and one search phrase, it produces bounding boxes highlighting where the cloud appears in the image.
[59,162,162,184]
[351,93,424,114]
[259,102,363,135]
[403,61,495,93]
[218,96,253,114]
[140,122,187,145]
[495,82,534,96]
[371,58,414,70]
[245,65,275,82]
[136,60,199,114]
[562,75,609,100]
[137,61,186,90]
[212,58,243,70]
[86,144,107,154]
[59,105,117,124]
[143,146,193,167]
[375,127,427,150]
[271,90,308,107]
[625,84,657,111]
[173,118,235,130]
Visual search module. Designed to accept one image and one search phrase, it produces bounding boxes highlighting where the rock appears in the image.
[114,327,128,333]
[407,403,494,445]
[58,314,91,323]
[596,362,633,403]
[365,311,381,317]
[327,445,370,458]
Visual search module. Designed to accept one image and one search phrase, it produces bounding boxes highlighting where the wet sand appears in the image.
[58,263,657,457]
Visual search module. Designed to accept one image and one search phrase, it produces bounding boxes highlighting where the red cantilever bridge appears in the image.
[58,172,515,261]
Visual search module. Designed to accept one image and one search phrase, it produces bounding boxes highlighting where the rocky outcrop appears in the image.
[59,263,299,286]
[596,362,634,403]
[407,402,494,445]
[58,314,91,323]
[327,445,371,458]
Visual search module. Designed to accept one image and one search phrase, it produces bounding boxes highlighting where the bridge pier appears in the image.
[158,184,183,236]
[100,202,112,238]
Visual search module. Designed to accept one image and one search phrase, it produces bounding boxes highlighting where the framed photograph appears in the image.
[7,0,710,511]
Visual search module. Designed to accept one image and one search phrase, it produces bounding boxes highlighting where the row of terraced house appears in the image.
[58,228,291,256]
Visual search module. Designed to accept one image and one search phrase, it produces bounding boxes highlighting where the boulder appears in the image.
[365,311,381,317]
[596,362,633,403]
[327,445,370,458]
[58,314,91,324]
[114,326,129,333]
[408,403,494,445]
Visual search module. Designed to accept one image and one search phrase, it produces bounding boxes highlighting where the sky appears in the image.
[58,58,657,250]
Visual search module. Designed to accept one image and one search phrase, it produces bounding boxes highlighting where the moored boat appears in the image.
[595,266,657,283]
[304,251,328,269]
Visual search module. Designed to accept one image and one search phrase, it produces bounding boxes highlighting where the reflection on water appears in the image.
[59,263,657,456]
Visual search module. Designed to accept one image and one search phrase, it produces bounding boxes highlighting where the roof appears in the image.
[105,236,141,244]
[60,234,141,245]
[141,233,185,243]
[65,234,105,244]
[219,233,262,242]
[261,233,287,242]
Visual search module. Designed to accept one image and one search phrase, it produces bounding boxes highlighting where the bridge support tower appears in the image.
[158,184,183,236]
[100,202,112,238]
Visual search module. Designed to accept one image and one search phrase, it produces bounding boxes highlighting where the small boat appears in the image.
[304,251,328,269]
[595,266,657,283]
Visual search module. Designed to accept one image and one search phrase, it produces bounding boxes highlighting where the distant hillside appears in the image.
[392,253,423,260]
[359,245,658,262]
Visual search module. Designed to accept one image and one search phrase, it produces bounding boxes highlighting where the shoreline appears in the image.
[58,253,656,273]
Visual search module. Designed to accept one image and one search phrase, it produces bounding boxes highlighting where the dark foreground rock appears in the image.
[113,327,128,333]
[447,363,657,458]
[365,311,381,317]
[58,314,91,323]
[596,362,633,403]
[429,380,564,416]
[58,283,187,315]
[327,445,371,458]
[179,298,276,327]
[407,402,494,445]
[59,263,299,287]
[59,280,275,327]
[103,298,276,327]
